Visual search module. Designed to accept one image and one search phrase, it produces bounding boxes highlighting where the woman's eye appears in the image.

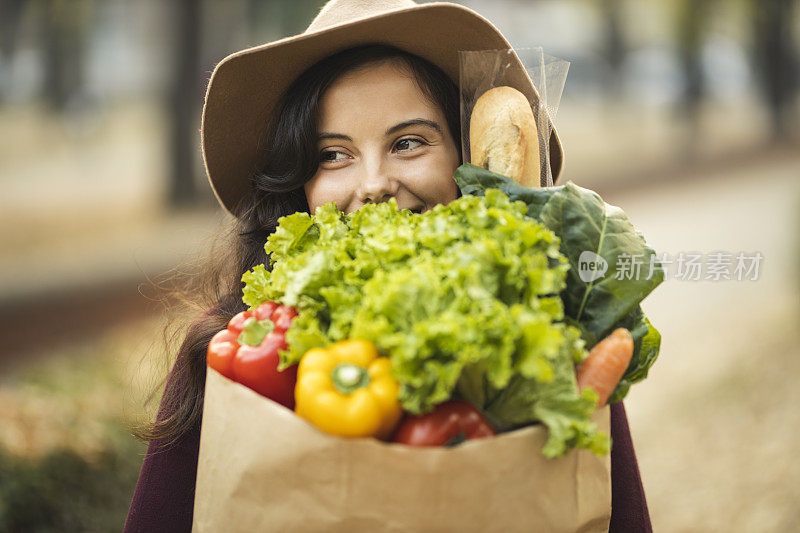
[320,150,347,163]
[393,138,426,152]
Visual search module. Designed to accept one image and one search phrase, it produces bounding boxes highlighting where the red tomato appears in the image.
[253,301,279,321]
[207,329,239,380]
[392,401,495,446]
[227,310,254,334]
[232,331,297,409]
[271,305,298,332]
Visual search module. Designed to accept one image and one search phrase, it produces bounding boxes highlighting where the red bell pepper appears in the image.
[392,400,495,446]
[206,301,298,409]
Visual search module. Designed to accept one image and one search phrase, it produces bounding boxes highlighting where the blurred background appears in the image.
[0,0,798,530]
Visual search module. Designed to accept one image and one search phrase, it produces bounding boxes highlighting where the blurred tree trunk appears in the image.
[0,0,25,58]
[751,0,799,141]
[675,0,713,157]
[0,0,24,104]
[167,0,202,207]
[41,0,93,111]
[600,0,625,96]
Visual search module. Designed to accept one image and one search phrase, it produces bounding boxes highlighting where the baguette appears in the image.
[469,86,541,188]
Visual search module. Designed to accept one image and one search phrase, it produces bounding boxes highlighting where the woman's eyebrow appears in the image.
[385,118,442,136]
[317,119,443,142]
[318,132,352,142]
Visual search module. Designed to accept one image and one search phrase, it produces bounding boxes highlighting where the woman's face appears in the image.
[304,61,460,215]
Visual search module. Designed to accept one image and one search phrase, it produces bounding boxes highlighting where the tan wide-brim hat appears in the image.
[201,0,564,217]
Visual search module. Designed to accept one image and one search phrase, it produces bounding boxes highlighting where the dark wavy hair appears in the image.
[137,44,462,447]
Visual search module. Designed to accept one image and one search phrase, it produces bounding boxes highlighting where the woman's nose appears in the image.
[357,157,398,204]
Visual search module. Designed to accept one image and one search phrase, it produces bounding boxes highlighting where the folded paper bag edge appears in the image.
[193,368,611,533]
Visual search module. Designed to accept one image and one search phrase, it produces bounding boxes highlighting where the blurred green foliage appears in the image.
[0,319,163,533]
[0,431,145,533]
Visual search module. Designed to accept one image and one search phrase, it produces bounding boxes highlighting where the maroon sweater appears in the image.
[124,340,652,532]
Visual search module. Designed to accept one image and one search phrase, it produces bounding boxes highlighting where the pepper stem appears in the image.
[331,363,370,394]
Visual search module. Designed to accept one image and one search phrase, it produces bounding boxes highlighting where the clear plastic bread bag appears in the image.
[459,48,569,187]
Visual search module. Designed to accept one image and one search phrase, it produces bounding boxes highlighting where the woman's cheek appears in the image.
[305,171,351,214]
[400,153,459,206]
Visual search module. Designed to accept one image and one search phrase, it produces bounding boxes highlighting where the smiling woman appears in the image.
[124,1,650,531]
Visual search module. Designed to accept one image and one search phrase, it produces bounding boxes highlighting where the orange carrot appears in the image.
[576,328,634,407]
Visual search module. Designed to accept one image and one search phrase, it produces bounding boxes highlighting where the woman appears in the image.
[125,1,651,531]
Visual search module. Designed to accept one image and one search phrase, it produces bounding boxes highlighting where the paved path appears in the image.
[599,151,800,532]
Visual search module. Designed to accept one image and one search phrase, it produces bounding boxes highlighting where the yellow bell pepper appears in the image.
[294,339,402,439]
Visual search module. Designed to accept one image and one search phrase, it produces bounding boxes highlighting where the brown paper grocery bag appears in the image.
[193,369,611,533]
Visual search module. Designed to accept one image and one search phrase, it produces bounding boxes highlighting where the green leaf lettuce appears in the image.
[242,189,607,457]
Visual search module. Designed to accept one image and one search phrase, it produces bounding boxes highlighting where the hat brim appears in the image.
[201,2,564,216]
